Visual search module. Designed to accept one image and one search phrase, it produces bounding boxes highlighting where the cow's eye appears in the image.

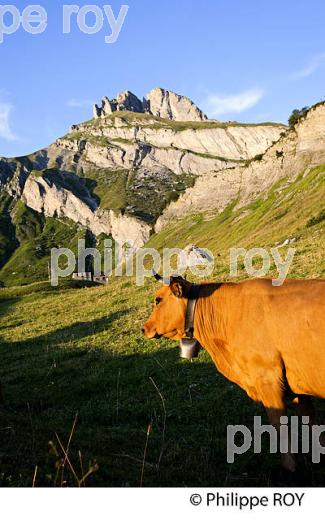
[155,297,162,305]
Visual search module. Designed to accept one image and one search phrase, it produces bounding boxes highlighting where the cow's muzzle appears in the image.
[141,325,161,339]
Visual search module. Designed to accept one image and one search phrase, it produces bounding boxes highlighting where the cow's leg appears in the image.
[292,395,325,447]
[258,379,296,472]
[292,395,316,423]
[265,407,296,472]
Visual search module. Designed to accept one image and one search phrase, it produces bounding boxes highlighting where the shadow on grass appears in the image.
[0,296,21,321]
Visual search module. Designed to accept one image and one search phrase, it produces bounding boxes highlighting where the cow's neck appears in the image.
[194,283,233,379]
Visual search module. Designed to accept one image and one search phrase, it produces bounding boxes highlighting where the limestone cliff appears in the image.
[22,172,150,248]
[155,102,325,231]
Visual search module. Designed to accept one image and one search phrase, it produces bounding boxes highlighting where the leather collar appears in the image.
[184,284,201,339]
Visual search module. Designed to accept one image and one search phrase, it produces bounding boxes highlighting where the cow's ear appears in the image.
[170,277,188,298]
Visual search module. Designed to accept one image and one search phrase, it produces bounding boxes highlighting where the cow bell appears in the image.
[179,338,202,359]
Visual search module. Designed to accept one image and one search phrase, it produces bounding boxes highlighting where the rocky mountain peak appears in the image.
[146,87,208,122]
[93,87,208,122]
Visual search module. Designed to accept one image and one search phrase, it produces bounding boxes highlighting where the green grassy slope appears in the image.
[148,164,325,279]
[81,167,195,222]
[0,196,18,270]
[0,164,324,487]
[0,200,90,287]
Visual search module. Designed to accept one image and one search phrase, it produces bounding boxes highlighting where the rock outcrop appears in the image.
[146,88,208,121]
[94,90,145,119]
[22,173,151,248]
[93,87,208,122]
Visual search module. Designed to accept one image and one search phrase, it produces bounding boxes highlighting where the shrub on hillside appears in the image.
[288,106,309,127]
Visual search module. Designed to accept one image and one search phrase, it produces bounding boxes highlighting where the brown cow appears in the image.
[142,275,325,471]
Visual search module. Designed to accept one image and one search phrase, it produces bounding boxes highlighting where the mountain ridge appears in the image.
[0,88,285,245]
[1,88,324,286]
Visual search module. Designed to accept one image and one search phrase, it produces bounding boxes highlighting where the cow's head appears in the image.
[142,272,192,340]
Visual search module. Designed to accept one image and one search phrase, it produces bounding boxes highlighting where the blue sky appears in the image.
[1,0,325,157]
